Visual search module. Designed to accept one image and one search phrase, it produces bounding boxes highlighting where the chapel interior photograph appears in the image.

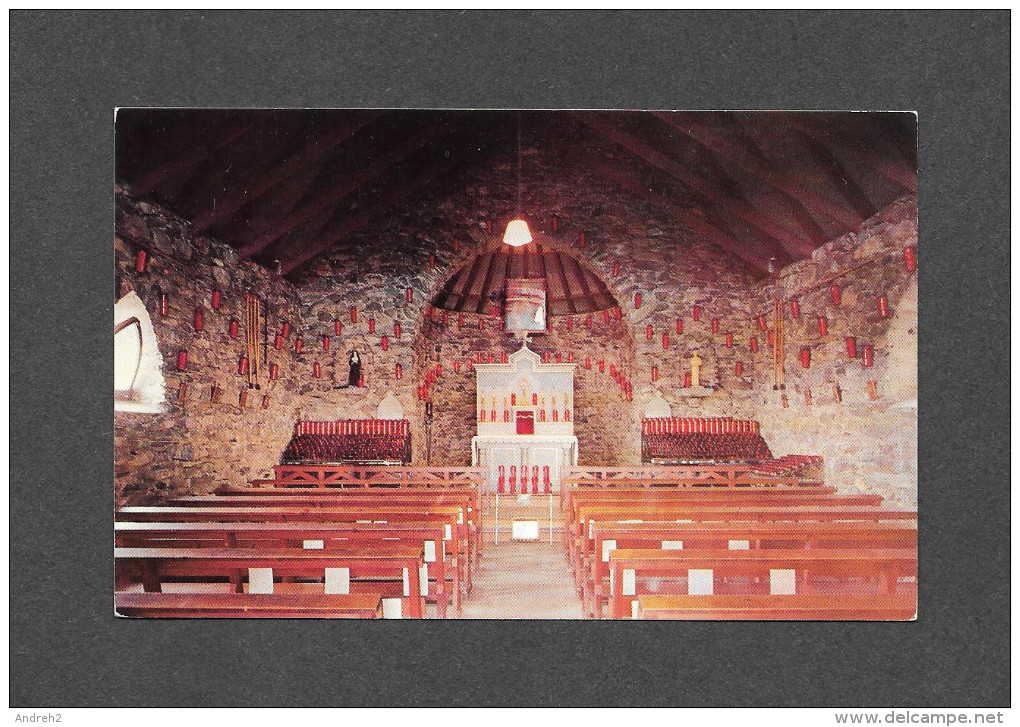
[113,108,918,620]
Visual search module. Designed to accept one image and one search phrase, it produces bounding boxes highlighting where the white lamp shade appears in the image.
[503,218,533,247]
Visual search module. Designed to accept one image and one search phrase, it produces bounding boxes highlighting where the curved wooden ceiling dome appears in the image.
[431,243,618,316]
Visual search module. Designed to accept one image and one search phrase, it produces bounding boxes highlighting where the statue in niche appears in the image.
[690,350,703,388]
[347,350,362,387]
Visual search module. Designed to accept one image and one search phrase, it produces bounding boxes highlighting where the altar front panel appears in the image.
[472,435,577,492]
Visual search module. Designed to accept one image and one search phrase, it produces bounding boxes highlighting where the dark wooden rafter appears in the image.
[191,111,384,234]
[796,133,878,221]
[279,126,499,275]
[130,116,259,196]
[240,119,462,261]
[787,115,917,193]
[685,129,830,247]
[657,112,865,231]
[226,153,329,241]
[575,113,816,259]
[588,157,774,274]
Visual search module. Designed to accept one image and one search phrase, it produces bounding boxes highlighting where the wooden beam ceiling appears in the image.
[574,112,818,260]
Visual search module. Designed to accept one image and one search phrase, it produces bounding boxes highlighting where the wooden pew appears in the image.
[179,490,483,564]
[634,593,917,621]
[115,545,427,618]
[560,465,821,487]
[607,547,917,619]
[116,592,384,619]
[580,521,917,617]
[565,496,895,569]
[115,521,459,617]
[118,504,475,589]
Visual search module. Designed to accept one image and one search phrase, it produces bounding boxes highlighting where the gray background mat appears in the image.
[9,10,1010,707]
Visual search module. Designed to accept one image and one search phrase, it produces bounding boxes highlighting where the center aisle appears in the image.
[460,538,584,619]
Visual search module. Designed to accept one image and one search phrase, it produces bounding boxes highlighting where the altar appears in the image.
[470,342,578,493]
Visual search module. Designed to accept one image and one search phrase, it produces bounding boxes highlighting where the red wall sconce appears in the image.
[313,362,321,378]
[862,344,874,368]
[598,360,605,373]
[551,216,559,233]
[646,324,653,341]
[662,332,670,350]
[453,239,461,253]
[281,321,291,338]
[567,352,575,363]
[817,316,828,336]
[485,220,494,235]
[322,335,330,351]
[757,314,767,331]
[334,320,343,336]
[634,292,642,309]
[683,372,692,388]
[210,384,222,404]
[790,299,800,318]
[428,254,436,270]
[294,338,303,354]
[676,318,684,334]
[262,394,271,409]
[395,363,403,379]
[405,287,414,303]
[457,315,464,330]
[711,318,720,334]
[585,315,592,329]
[830,285,841,307]
[612,261,620,276]
[274,334,284,350]
[176,350,188,371]
[845,336,857,358]
[229,319,239,339]
[135,250,147,274]
[725,332,733,348]
[903,246,917,272]
[239,389,248,409]
[193,308,204,332]
[566,317,573,332]
[750,337,759,353]
[381,336,389,351]
[735,361,743,376]
[159,292,169,317]
[177,382,188,402]
[268,363,279,381]
[394,322,402,338]
[577,232,586,248]
[368,318,376,334]
[237,356,249,376]
[651,365,659,382]
[800,346,811,368]
[211,290,221,310]
[584,356,591,369]
[349,307,357,324]
[693,305,701,322]
[877,295,889,319]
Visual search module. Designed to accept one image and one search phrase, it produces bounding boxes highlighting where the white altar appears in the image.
[470,342,578,493]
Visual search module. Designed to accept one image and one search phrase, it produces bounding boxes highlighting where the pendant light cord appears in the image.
[516,111,523,214]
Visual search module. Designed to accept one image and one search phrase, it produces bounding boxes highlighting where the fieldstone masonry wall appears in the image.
[115,189,305,505]
[748,197,918,505]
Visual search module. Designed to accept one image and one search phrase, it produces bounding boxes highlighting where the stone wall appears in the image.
[115,189,305,505]
[748,197,918,505]
[295,115,761,467]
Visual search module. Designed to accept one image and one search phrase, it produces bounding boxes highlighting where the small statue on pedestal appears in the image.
[347,350,361,387]
[690,350,703,388]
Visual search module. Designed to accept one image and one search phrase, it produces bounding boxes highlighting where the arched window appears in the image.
[114,291,166,413]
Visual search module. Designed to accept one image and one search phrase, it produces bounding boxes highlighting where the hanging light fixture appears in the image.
[503,112,533,247]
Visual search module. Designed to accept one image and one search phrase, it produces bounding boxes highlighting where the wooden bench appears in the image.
[115,545,427,618]
[580,521,917,617]
[115,592,384,619]
[115,521,459,617]
[117,504,475,595]
[607,547,918,619]
[634,593,917,621]
[180,490,483,563]
[560,465,820,486]
[566,497,895,569]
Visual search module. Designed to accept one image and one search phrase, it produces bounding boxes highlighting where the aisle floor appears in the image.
[460,534,584,619]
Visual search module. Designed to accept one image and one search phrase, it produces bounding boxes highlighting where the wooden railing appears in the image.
[257,465,487,489]
[560,465,822,487]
